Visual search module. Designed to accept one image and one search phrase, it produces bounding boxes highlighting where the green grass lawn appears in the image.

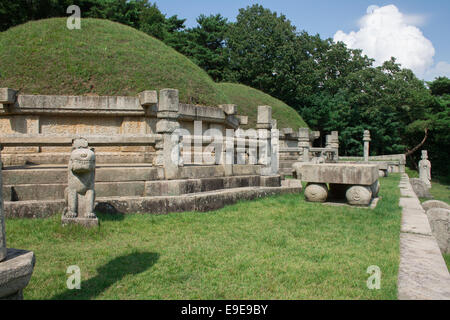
[5,174,402,300]
[405,168,450,204]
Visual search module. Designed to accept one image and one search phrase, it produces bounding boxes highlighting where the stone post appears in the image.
[271,126,279,175]
[155,89,181,180]
[326,131,339,162]
[298,128,310,162]
[363,130,371,163]
[0,147,6,262]
[257,106,272,176]
[0,146,36,299]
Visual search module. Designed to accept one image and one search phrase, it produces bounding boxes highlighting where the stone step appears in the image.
[3,175,280,201]
[4,185,302,218]
[2,164,262,185]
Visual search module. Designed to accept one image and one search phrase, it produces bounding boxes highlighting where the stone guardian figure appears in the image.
[418,150,431,188]
[62,138,98,227]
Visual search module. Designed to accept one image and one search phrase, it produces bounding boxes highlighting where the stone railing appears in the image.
[0,88,246,166]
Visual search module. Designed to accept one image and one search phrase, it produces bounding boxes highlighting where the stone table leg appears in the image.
[346,185,373,206]
[304,183,328,203]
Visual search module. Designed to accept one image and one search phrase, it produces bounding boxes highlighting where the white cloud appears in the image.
[424,61,450,81]
[334,4,437,78]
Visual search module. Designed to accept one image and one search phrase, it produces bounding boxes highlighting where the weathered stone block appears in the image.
[158,89,179,112]
[236,115,248,125]
[156,119,180,133]
[257,105,272,125]
[295,163,379,185]
[260,175,281,187]
[0,88,16,104]
[281,179,302,189]
[138,90,158,106]
[219,104,237,115]
[61,217,99,228]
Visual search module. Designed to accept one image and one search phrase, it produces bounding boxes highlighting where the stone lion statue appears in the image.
[63,138,96,219]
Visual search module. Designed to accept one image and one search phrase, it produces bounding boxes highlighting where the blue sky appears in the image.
[155,0,450,80]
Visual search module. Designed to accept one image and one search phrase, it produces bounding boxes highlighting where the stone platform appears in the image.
[0,248,36,300]
[5,185,301,217]
[293,163,379,206]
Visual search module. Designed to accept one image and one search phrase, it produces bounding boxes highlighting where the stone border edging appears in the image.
[397,173,450,300]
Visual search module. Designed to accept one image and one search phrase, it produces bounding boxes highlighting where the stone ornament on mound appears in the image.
[62,138,98,227]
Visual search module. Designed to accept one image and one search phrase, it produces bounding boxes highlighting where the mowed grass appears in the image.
[0,18,307,130]
[5,174,402,300]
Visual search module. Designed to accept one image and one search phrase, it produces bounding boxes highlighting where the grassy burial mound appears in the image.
[218,83,308,129]
[0,18,307,130]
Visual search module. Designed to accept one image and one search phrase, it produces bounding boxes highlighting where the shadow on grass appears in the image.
[51,252,159,300]
[95,202,125,221]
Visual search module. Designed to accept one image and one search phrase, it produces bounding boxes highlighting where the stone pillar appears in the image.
[0,147,6,262]
[326,131,339,162]
[155,89,181,180]
[223,129,234,176]
[298,128,310,162]
[271,126,279,175]
[257,106,272,176]
[363,130,371,163]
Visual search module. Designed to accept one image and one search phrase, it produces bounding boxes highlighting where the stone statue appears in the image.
[418,150,431,188]
[62,138,98,226]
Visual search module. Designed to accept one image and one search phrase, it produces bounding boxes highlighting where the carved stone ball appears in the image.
[346,185,373,206]
[304,183,328,203]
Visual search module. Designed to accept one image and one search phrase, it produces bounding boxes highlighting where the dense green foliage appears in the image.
[1,2,448,175]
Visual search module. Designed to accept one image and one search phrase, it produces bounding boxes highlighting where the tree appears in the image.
[172,14,230,81]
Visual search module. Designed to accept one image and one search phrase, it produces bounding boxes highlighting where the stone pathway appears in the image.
[397,173,450,300]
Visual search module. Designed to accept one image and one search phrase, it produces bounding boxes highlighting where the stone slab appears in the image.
[61,217,99,228]
[296,163,379,185]
[401,208,432,236]
[398,233,450,300]
[0,249,35,299]
[399,197,422,210]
